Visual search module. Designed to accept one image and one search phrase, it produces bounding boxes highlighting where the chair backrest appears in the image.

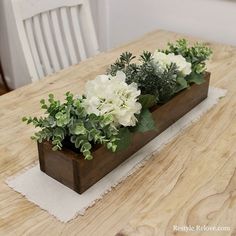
[11,0,99,81]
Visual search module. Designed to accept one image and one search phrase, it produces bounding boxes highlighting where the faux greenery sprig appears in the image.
[23,92,119,160]
[162,39,212,85]
[163,39,212,74]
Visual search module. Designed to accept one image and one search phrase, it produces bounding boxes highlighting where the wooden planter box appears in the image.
[38,73,210,194]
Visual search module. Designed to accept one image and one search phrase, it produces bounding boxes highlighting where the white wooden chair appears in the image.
[11,0,99,81]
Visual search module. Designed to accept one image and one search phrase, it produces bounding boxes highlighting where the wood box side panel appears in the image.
[38,142,77,191]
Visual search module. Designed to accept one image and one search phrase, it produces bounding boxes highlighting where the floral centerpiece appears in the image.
[23,39,212,193]
[23,39,212,159]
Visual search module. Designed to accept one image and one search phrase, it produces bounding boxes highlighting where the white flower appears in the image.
[83,71,142,127]
[152,51,192,76]
[152,52,170,70]
[168,53,192,76]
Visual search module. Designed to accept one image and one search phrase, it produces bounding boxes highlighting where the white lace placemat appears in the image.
[6,87,227,223]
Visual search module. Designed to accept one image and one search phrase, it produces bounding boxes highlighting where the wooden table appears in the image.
[0,30,235,236]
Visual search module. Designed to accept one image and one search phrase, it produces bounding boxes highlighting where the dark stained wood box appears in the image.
[38,73,210,194]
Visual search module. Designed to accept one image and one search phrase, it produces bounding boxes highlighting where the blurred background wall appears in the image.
[98,0,236,50]
[1,0,235,89]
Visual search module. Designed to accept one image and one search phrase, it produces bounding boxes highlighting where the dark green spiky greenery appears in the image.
[137,52,179,102]
[22,92,119,160]
[108,52,139,84]
[108,51,179,103]
[108,39,212,103]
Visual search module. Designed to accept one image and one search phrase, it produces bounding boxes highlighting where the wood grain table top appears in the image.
[0,30,235,236]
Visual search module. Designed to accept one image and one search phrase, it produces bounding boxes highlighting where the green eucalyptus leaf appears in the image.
[54,127,64,139]
[84,154,93,160]
[75,137,83,148]
[70,136,77,143]
[107,142,117,152]
[55,112,63,119]
[40,99,45,104]
[81,142,92,151]
[195,63,205,74]
[102,114,114,126]
[111,144,117,152]
[41,104,47,109]
[52,146,58,151]
[22,117,27,122]
[56,120,64,127]
[49,94,54,99]
[74,124,86,135]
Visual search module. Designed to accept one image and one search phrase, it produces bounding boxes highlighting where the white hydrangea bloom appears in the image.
[168,53,192,76]
[152,51,192,76]
[152,51,170,70]
[83,71,142,127]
